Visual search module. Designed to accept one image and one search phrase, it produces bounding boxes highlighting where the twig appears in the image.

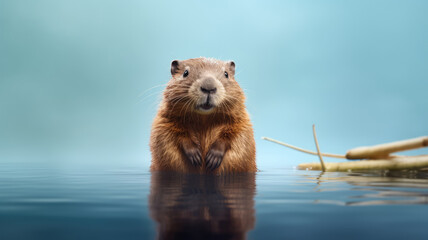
[312,125,326,172]
[346,136,428,159]
[298,155,428,172]
[261,137,346,159]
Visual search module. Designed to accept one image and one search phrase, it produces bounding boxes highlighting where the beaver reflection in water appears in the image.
[149,172,256,240]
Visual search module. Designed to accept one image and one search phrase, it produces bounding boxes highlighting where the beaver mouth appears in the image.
[197,102,215,111]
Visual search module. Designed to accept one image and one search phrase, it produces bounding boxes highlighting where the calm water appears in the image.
[1,162,428,240]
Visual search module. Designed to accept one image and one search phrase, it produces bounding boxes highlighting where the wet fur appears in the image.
[150,58,256,174]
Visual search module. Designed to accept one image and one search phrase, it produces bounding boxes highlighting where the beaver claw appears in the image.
[184,147,202,167]
[205,148,224,171]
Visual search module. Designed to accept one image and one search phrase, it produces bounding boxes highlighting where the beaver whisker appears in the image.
[137,89,165,103]
[221,101,234,119]
[218,102,229,122]
[139,85,190,103]
[181,98,195,124]
[170,96,191,113]
[137,83,169,98]
[221,93,241,100]
[167,93,188,108]
[167,94,187,104]
[167,92,188,100]
[179,98,192,116]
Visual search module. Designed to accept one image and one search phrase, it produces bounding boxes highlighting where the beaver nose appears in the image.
[200,86,217,94]
[200,77,217,94]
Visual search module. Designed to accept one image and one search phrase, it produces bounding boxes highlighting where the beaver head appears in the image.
[164,57,245,115]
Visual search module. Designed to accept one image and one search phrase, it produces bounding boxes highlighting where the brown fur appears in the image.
[150,58,256,174]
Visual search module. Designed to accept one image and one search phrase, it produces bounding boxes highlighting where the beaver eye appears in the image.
[183,70,189,78]
[224,71,229,78]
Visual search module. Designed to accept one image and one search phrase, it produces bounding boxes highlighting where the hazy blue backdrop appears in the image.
[1,0,427,170]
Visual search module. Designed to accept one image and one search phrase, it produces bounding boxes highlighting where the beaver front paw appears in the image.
[206,141,226,171]
[206,149,224,171]
[183,146,202,167]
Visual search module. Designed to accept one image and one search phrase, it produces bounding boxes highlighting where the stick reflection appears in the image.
[305,171,428,206]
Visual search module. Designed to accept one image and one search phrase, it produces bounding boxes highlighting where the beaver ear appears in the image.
[171,60,180,75]
[228,61,235,75]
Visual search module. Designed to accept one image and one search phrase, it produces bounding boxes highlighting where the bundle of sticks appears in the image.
[263,127,428,172]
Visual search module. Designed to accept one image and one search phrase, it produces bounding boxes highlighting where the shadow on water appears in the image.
[148,172,256,240]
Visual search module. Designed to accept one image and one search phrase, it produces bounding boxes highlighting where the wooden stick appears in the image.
[298,155,428,172]
[312,125,326,171]
[346,136,428,159]
[261,137,346,159]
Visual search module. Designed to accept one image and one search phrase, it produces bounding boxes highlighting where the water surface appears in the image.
[1,162,428,240]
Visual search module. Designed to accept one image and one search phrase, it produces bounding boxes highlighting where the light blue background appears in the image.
[1,0,427,169]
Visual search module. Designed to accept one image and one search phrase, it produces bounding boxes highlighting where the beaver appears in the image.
[150,57,256,174]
